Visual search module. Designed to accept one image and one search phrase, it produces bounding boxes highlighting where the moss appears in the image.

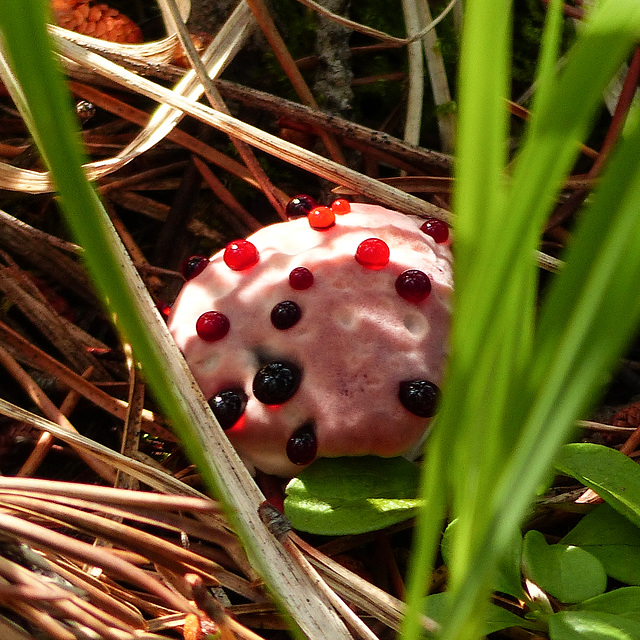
[511,0,575,100]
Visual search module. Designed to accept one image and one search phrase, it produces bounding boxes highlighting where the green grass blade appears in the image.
[446,80,640,640]
[408,2,640,639]
[404,0,514,637]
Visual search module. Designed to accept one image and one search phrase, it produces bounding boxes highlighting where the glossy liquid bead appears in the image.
[181,255,208,280]
[224,240,259,270]
[196,311,230,342]
[286,422,317,465]
[271,300,302,329]
[253,361,302,405]
[395,269,432,303]
[398,379,440,417]
[286,194,317,219]
[308,206,336,230]
[209,389,247,430]
[355,238,390,270]
[330,198,351,214]
[420,218,449,244]
[289,266,314,290]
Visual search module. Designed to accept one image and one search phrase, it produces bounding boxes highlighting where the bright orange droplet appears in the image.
[330,198,351,214]
[308,206,336,230]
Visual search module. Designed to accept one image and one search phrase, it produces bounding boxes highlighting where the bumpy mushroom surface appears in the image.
[168,202,453,476]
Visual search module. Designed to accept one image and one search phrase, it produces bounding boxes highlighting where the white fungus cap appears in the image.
[168,203,453,477]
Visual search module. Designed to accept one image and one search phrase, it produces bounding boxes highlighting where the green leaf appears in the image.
[424,593,538,635]
[556,443,640,528]
[522,530,607,603]
[549,610,640,640]
[562,504,640,585]
[576,587,640,620]
[284,457,420,535]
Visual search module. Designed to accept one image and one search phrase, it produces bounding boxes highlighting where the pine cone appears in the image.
[52,0,143,44]
[612,401,640,428]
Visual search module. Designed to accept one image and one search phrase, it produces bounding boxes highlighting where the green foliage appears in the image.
[402,1,640,638]
[548,609,640,640]
[562,504,640,586]
[284,456,420,535]
[556,444,640,528]
[432,456,640,639]
[441,519,525,599]
[522,530,607,604]
[424,592,539,635]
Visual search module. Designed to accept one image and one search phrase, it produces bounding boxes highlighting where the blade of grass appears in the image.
[405,1,640,639]
[449,97,640,632]
[449,3,640,639]
[0,4,352,638]
[403,0,513,636]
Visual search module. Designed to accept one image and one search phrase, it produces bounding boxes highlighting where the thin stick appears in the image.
[70,80,289,202]
[0,319,171,437]
[215,79,452,173]
[0,512,196,614]
[55,36,452,223]
[192,156,262,232]
[418,0,455,152]
[293,0,458,46]
[244,0,347,166]
[158,0,287,218]
[402,0,425,147]
[0,344,117,483]
[17,366,94,477]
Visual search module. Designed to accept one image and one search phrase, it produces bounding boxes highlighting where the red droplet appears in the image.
[156,300,172,319]
[355,238,390,270]
[308,206,336,230]
[395,269,432,303]
[330,198,351,214]
[196,311,230,341]
[223,240,259,270]
[286,194,317,219]
[420,218,449,243]
[286,422,317,465]
[180,255,209,280]
[289,266,314,290]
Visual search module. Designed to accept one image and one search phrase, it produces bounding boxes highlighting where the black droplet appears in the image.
[398,380,440,417]
[286,422,317,465]
[181,255,209,280]
[271,300,302,330]
[208,389,247,430]
[286,194,317,219]
[253,361,302,405]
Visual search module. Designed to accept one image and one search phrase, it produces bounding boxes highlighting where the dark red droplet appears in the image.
[398,380,440,417]
[223,240,259,271]
[209,389,247,430]
[286,422,317,465]
[286,194,317,219]
[289,267,314,290]
[271,300,302,330]
[180,255,209,280]
[395,269,432,303]
[355,238,390,270]
[196,311,230,342]
[253,361,302,405]
[420,218,449,243]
